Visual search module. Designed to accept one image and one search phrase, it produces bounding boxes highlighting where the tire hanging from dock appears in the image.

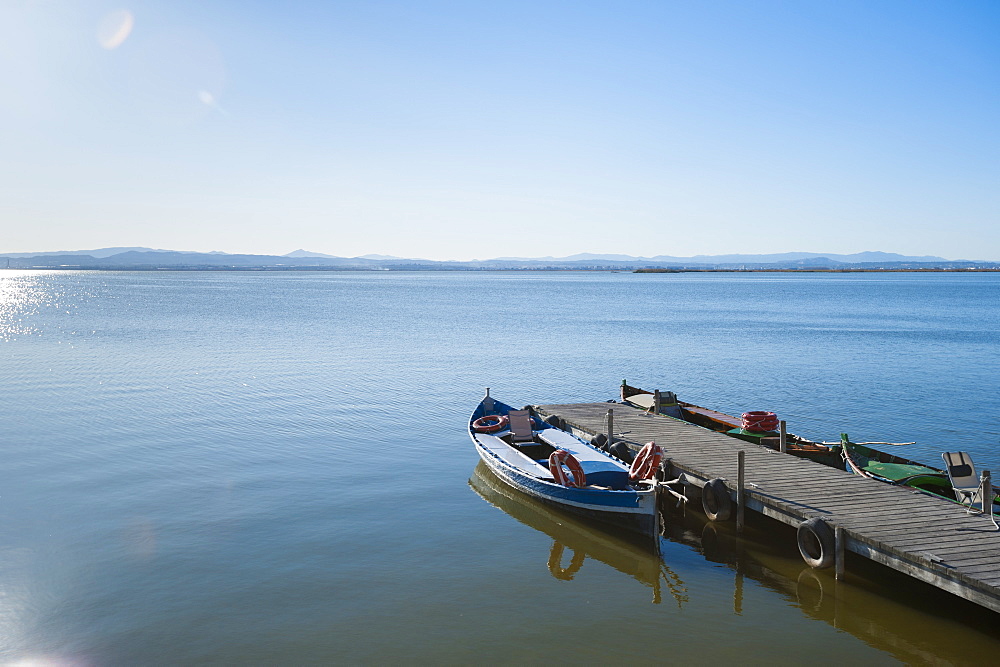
[609,442,634,462]
[797,517,835,569]
[702,478,732,521]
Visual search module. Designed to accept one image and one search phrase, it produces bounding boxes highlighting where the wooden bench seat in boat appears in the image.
[476,433,553,479]
[536,428,631,489]
[681,405,742,429]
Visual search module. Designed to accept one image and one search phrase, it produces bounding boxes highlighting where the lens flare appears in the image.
[98,9,134,50]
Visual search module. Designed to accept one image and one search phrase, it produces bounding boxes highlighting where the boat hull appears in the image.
[472,431,659,537]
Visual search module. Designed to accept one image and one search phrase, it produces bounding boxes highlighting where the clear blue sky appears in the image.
[2,0,998,260]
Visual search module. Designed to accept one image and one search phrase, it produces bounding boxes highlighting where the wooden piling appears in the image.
[835,526,845,580]
[779,420,787,454]
[984,470,996,529]
[737,450,745,533]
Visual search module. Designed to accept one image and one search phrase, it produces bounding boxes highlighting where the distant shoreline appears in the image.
[2,266,998,273]
[633,267,1000,273]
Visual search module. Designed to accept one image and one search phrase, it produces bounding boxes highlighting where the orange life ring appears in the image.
[742,411,779,433]
[549,449,587,488]
[473,414,509,433]
[629,441,663,481]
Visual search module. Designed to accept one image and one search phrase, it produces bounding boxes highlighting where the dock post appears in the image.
[835,526,845,580]
[737,450,745,533]
[983,470,998,529]
[653,389,661,415]
[606,409,614,449]
[779,421,787,454]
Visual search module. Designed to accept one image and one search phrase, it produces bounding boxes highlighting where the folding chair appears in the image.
[507,410,535,443]
[941,452,999,529]
[941,451,984,510]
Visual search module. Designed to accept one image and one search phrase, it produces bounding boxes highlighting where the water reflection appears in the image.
[470,460,1000,663]
[662,505,1000,663]
[0,270,62,341]
[468,462,687,606]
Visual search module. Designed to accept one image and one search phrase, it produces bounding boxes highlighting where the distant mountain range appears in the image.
[0,248,995,271]
[0,246,231,259]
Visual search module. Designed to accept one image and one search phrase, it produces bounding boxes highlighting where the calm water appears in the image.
[2,270,999,664]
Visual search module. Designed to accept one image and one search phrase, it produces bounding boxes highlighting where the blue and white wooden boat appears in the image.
[469,390,659,537]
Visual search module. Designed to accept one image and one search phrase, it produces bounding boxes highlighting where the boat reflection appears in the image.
[471,458,1000,661]
[468,462,687,606]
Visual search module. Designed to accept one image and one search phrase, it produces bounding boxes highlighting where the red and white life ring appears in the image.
[629,441,663,481]
[472,414,509,433]
[741,411,779,433]
[549,449,587,488]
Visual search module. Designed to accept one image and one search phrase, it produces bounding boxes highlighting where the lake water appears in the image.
[2,270,999,664]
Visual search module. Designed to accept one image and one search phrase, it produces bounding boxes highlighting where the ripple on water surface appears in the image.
[1,270,999,661]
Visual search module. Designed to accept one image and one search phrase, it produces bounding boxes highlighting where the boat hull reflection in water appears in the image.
[469,462,687,606]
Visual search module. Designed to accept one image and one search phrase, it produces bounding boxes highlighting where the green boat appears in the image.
[840,434,954,496]
[841,434,1000,509]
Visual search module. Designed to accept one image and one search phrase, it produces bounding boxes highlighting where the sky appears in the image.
[1,0,998,261]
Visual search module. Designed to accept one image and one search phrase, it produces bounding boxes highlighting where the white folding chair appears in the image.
[941,451,983,510]
[507,410,535,443]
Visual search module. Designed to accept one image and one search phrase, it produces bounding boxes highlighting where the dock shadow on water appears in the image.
[470,462,1000,664]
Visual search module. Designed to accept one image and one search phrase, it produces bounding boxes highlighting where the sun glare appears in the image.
[0,271,54,341]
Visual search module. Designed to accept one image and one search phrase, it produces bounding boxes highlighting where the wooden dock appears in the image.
[533,401,1000,613]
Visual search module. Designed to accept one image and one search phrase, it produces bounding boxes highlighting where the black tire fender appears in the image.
[797,517,836,569]
[702,478,732,521]
[609,441,634,463]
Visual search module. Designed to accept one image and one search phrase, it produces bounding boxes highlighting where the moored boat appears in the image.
[839,434,952,495]
[840,435,1000,508]
[619,380,839,463]
[469,389,661,537]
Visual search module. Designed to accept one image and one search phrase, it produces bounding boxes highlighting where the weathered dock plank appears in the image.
[534,401,1000,613]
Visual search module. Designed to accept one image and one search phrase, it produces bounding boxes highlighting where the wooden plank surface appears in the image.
[534,401,1000,613]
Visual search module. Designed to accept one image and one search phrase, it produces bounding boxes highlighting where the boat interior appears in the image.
[473,403,636,490]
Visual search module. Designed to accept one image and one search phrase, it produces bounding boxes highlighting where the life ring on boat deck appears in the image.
[702,478,732,521]
[629,441,663,481]
[549,449,587,488]
[472,414,509,433]
[797,517,836,569]
[742,411,779,433]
